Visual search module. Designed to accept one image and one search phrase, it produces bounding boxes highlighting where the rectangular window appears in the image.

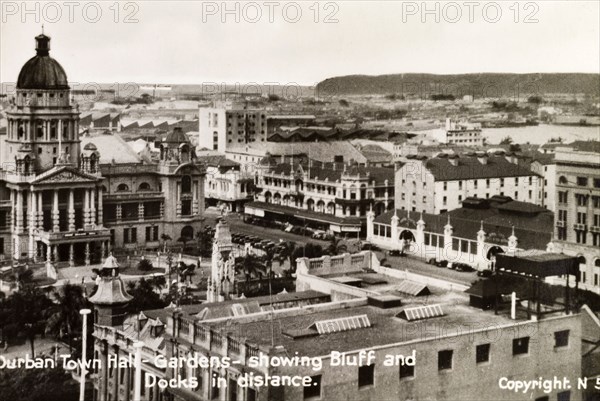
[443,196,447,206]
[438,350,453,370]
[557,391,571,401]
[145,226,152,241]
[399,363,414,378]
[358,364,374,388]
[512,337,529,355]
[594,178,600,189]
[500,178,504,187]
[304,375,321,399]
[577,194,588,207]
[443,182,447,191]
[474,180,478,189]
[558,191,568,204]
[577,176,588,186]
[554,330,569,347]
[476,343,490,363]
[486,179,490,188]
[458,181,463,190]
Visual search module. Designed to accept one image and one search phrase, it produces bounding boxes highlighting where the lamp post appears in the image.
[133,341,144,401]
[79,308,92,401]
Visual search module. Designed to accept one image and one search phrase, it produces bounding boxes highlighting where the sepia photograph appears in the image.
[0,1,599,400]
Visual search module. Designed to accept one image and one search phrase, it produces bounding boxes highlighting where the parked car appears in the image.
[453,263,474,272]
[477,269,493,278]
[427,258,448,267]
[388,249,406,257]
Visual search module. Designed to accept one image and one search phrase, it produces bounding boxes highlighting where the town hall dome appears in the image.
[16,34,69,90]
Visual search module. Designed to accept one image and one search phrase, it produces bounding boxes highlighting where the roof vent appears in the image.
[310,314,371,334]
[396,304,444,321]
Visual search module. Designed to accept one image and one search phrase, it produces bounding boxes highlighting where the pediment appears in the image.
[32,166,100,185]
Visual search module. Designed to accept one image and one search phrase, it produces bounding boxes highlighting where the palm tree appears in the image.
[277,241,297,273]
[45,284,86,353]
[235,254,265,281]
[8,285,53,356]
[326,238,347,256]
[160,233,172,252]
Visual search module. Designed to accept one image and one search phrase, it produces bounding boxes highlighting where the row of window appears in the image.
[304,333,569,399]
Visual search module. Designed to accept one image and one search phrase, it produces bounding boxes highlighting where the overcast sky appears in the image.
[1,1,599,86]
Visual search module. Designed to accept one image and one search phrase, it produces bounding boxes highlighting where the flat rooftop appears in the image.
[203,290,531,358]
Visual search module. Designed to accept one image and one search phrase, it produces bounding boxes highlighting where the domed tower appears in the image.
[89,255,133,326]
[5,33,80,173]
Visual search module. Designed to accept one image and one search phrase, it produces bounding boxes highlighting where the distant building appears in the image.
[530,152,557,212]
[198,103,268,152]
[79,112,121,132]
[225,140,368,173]
[427,118,483,146]
[549,144,600,293]
[395,153,541,214]
[266,114,315,134]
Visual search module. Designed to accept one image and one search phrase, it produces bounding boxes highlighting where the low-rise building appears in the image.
[368,196,554,270]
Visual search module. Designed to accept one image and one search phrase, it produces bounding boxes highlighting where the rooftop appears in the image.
[80,133,143,164]
[419,154,535,181]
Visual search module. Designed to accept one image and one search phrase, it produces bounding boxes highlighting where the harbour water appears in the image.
[483,124,599,145]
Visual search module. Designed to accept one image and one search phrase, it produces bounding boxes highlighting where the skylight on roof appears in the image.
[311,314,371,334]
[397,304,444,321]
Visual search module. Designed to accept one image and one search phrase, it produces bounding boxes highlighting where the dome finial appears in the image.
[35,31,50,56]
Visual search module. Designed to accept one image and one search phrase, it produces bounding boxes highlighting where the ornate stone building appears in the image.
[0,33,206,271]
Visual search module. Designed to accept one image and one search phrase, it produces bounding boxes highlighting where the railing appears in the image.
[573,223,588,231]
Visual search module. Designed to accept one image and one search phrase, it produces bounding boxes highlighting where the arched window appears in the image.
[138,182,151,192]
[116,183,129,192]
[559,176,568,185]
[180,226,194,240]
[578,256,587,265]
[181,176,192,193]
[595,259,600,268]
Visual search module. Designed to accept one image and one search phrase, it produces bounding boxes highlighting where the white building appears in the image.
[428,118,483,146]
[396,152,541,214]
[198,102,267,152]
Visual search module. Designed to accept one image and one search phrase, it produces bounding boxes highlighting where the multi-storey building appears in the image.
[530,153,557,212]
[199,154,254,212]
[428,119,483,146]
[91,250,594,401]
[395,152,541,214]
[246,158,394,235]
[0,34,205,267]
[198,102,268,152]
[550,143,600,293]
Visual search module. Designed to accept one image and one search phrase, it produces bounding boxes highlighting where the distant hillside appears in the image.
[316,73,600,98]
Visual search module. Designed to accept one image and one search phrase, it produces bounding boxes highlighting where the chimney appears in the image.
[505,153,518,164]
[448,155,459,166]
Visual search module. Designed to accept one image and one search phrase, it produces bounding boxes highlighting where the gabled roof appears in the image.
[81,133,142,164]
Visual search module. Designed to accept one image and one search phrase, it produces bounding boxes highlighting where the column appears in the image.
[85,242,90,266]
[138,202,145,221]
[28,190,36,258]
[15,189,23,233]
[52,245,58,263]
[100,241,106,262]
[116,204,122,221]
[68,189,75,231]
[97,186,103,225]
[46,244,52,266]
[176,183,182,217]
[443,217,453,263]
[69,244,74,267]
[391,212,399,246]
[84,189,90,226]
[366,208,375,242]
[159,201,164,218]
[52,189,60,232]
[112,347,120,401]
[37,191,43,230]
[90,188,96,226]
[192,181,199,215]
